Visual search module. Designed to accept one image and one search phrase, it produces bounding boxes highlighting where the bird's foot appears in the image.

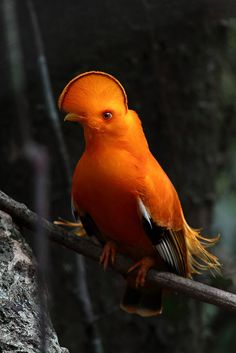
[53,218,86,237]
[128,257,156,287]
[100,241,117,270]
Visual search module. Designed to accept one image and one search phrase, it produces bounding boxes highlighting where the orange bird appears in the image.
[59,71,220,316]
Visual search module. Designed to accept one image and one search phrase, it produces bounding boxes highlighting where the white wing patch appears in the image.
[156,238,180,274]
[137,197,152,229]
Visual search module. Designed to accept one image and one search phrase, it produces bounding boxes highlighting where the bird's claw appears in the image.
[100,241,117,270]
[128,257,155,287]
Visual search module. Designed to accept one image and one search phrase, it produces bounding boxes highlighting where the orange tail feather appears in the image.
[182,218,221,276]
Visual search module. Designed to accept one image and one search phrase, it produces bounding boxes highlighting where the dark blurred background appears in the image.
[1,0,236,352]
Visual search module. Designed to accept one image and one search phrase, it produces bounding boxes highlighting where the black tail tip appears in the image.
[120,302,163,317]
[120,285,163,317]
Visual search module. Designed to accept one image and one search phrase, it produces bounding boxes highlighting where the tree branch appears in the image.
[0,190,235,312]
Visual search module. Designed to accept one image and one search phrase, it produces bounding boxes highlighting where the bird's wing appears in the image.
[71,196,104,245]
[137,197,189,276]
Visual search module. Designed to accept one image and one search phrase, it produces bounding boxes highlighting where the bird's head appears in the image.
[59,71,129,135]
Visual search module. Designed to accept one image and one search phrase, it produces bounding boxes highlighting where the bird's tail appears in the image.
[120,281,162,317]
[182,216,221,276]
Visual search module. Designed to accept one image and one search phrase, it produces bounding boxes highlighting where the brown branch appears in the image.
[1,190,236,312]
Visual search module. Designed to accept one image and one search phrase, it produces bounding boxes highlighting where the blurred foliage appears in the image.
[208,18,236,353]
[214,17,236,253]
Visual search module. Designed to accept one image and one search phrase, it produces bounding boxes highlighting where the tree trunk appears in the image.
[141,13,228,353]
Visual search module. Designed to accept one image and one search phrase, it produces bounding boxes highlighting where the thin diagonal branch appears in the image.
[2,1,49,352]
[26,0,72,184]
[25,2,104,351]
[1,190,236,313]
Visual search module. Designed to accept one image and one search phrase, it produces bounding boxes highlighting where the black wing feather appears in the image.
[71,197,104,245]
[138,198,188,276]
[80,213,104,245]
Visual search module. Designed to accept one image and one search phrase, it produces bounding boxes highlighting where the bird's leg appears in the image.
[100,241,117,270]
[128,256,156,287]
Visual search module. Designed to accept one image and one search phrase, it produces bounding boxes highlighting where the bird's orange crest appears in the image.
[58,71,128,117]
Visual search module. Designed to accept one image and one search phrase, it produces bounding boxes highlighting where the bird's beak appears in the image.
[64,113,85,122]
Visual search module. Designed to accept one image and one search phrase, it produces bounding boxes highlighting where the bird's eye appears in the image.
[103,112,112,120]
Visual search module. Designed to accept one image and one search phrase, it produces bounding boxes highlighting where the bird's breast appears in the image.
[72,149,154,258]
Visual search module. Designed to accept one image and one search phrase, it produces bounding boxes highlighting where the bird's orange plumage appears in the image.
[59,71,220,316]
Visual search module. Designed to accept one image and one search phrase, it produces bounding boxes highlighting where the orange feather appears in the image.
[59,71,220,316]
